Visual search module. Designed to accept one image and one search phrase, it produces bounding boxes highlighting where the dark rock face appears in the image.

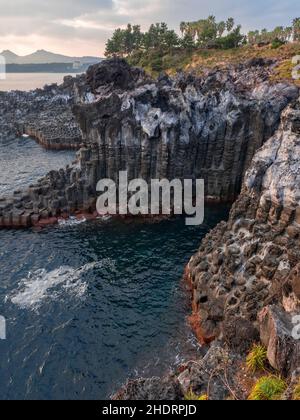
[1,58,299,398]
[186,98,300,368]
[86,58,150,93]
[114,343,244,401]
[0,82,82,150]
[113,376,183,401]
[74,59,298,202]
[0,59,298,229]
[259,305,300,376]
[222,316,260,353]
[117,93,300,402]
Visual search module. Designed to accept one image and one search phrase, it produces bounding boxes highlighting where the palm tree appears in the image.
[226,17,235,33]
[260,28,268,43]
[217,21,226,38]
[248,30,260,45]
[293,18,300,41]
[180,22,186,36]
[285,26,293,42]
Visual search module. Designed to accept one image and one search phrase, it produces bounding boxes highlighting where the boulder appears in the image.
[258,305,300,376]
[86,58,149,93]
[222,316,260,353]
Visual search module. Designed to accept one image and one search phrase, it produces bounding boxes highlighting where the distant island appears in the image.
[0,49,102,73]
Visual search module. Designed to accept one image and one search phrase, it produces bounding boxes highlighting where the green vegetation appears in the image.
[248,376,287,401]
[246,345,268,373]
[248,27,293,46]
[105,16,245,60]
[179,16,244,49]
[104,17,300,75]
[184,389,208,401]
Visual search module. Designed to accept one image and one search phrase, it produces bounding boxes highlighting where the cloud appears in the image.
[0,0,298,56]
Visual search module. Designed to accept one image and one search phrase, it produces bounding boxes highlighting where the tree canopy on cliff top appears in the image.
[104,17,300,75]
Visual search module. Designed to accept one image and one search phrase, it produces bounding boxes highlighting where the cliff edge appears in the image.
[115,97,300,400]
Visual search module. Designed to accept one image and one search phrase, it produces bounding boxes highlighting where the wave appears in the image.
[58,216,87,227]
[8,259,115,311]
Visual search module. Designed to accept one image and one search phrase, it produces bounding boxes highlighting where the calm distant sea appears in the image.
[0,73,81,91]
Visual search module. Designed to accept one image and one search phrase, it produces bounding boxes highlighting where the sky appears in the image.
[0,0,298,57]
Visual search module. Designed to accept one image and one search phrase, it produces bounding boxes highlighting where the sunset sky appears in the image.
[0,0,298,57]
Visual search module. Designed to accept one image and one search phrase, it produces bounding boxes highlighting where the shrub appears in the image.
[271,38,286,49]
[248,376,287,401]
[149,55,163,72]
[246,344,268,373]
[184,389,208,400]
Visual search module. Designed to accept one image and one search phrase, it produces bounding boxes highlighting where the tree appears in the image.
[226,17,235,32]
[293,18,300,41]
[104,24,143,57]
[248,30,259,45]
[217,21,226,38]
[273,26,285,42]
[105,28,126,57]
[216,25,245,49]
[163,29,180,52]
[180,33,196,51]
[284,27,293,42]
[180,22,187,36]
[131,25,143,51]
[197,16,218,45]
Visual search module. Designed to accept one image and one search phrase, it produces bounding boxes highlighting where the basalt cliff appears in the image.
[0,81,82,149]
[0,59,300,400]
[115,69,300,400]
[0,58,298,228]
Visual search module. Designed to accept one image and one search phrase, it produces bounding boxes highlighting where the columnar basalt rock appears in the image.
[186,99,300,375]
[116,96,300,402]
[0,81,83,150]
[74,58,298,202]
[1,59,300,399]
[0,58,298,229]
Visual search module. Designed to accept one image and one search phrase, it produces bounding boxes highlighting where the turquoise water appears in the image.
[0,137,229,400]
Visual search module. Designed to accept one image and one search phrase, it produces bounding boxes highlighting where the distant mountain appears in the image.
[1,50,19,63]
[0,49,101,65]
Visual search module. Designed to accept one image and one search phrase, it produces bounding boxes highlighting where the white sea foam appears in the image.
[9,266,85,310]
[58,216,87,227]
[100,215,112,222]
[8,259,115,311]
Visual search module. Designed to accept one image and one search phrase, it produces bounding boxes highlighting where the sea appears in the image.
[0,76,229,400]
[0,73,78,91]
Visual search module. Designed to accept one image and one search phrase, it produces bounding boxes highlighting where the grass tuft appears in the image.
[184,389,209,401]
[246,344,268,373]
[248,376,287,401]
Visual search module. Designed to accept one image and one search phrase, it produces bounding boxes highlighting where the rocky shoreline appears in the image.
[0,58,299,399]
[0,79,83,150]
[115,93,300,401]
[0,58,298,229]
